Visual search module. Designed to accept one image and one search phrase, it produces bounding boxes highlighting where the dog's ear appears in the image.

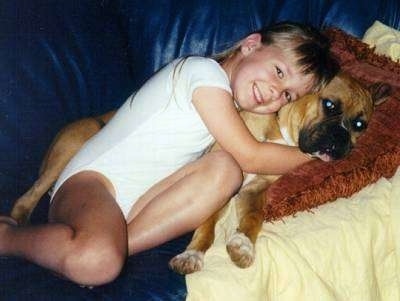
[369,82,392,106]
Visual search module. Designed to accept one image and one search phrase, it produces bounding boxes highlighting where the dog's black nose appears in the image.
[323,144,336,155]
[318,126,351,159]
[299,123,353,161]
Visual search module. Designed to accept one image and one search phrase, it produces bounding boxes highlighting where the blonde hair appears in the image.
[214,22,339,91]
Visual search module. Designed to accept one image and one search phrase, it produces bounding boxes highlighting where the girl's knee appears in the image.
[63,239,126,286]
[206,151,243,191]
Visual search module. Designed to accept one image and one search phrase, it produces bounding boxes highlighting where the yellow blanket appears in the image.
[363,20,400,61]
[186,167,400,301]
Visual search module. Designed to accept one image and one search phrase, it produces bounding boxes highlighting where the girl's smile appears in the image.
[252,83,265,105]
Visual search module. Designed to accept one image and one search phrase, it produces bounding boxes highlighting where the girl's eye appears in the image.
[275,66,283,79]
[284,91,292,102]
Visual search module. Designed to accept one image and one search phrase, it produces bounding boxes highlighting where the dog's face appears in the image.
[277,73,391,161]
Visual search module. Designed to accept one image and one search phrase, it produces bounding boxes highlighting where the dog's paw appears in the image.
[226,232,255,268]
[10,205,31,225]
[169,250,204,275]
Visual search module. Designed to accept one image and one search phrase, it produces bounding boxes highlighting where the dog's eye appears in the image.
[323,98,335,109]
[322,98,341,116]
[352,118,366,132]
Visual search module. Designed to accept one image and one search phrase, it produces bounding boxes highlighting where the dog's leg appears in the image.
[226,176,272,268]
[10,112,114,225]
[168,208,225,274]
[10,158,72,225]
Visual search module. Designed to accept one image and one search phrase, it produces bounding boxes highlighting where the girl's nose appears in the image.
[269,85,282,101]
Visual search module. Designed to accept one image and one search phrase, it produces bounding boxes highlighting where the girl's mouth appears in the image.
[253,83,264,105]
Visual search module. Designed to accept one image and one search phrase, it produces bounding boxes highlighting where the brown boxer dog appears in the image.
[10,73,390,270]
[168,72,391,274]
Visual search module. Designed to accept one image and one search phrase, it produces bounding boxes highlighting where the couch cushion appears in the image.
[115,0,400,88]
[0,1,134,208]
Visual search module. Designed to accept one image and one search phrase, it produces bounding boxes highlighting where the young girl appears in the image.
[0,22,338,286]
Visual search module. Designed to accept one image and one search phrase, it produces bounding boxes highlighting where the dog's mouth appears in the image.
[298,122,352,162]
[308,151,334,162]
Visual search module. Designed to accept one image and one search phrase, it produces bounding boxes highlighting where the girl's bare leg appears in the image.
[127,151,243,255]
[0,171,127,286]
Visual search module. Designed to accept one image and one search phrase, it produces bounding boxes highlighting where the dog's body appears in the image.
[10,72,389,273]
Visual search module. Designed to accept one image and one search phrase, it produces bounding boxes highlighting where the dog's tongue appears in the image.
[309,152,332,162]
[316,153,332,162]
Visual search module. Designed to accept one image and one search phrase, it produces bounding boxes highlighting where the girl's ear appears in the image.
[240,33,262,56]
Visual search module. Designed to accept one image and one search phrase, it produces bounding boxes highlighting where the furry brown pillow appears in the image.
[263,28,400,221]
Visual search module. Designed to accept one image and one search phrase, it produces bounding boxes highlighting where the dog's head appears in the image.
[277,72,391,161]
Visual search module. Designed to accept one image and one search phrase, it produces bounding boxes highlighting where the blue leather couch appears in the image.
[1,1,399,300]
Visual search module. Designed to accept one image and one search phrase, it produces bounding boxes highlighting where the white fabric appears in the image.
[52,57,232,217]
[186,167,400,301]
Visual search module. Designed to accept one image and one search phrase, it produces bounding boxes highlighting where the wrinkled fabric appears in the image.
[187,168,400,301]
[363,21,400,61]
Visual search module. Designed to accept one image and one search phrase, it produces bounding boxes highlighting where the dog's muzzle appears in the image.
[298,120,352,161]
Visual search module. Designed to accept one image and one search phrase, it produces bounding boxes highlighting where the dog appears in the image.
[168,72,391,274]
[10,73,390,269]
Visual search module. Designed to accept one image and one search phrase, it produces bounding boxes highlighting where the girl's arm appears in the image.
[193,86,312,175]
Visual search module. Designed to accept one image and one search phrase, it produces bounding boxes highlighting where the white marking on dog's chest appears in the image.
[279,127,296,146]
[242,173,257,186]
[241,125,295,187]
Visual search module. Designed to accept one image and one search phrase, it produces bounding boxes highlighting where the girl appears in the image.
[0,22,338,286]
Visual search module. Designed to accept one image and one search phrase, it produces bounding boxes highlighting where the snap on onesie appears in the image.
[51,57,232,218]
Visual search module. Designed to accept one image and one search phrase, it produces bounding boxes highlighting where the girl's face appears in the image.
[223,34,315,114]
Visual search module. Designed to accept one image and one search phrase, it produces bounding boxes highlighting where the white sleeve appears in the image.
[172,56,232,108]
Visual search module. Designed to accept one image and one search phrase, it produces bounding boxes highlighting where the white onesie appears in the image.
[51,57,232,218]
